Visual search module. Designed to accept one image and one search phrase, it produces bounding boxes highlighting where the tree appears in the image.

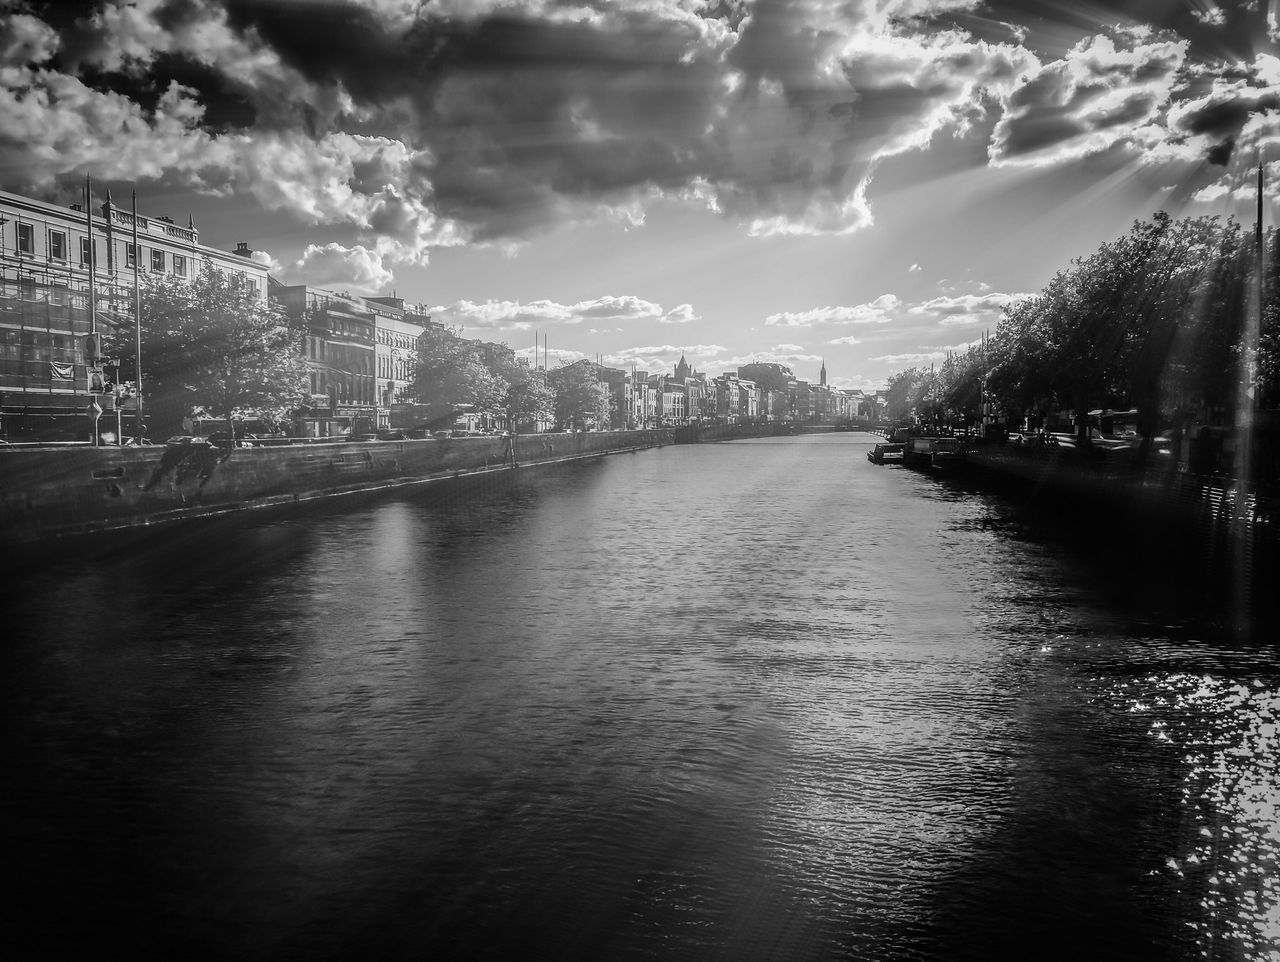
[410,325,507,424]
[108,261,308,435]
[938,346,988,429]
[547,359,610,430]
[883,367,926,423]
[737,362,794,394]
[481,343,553,430]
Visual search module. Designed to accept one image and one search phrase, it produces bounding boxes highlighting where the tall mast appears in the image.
[133,188,143,442]
[85,175,96,337]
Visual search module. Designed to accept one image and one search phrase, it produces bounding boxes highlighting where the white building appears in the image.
[0,185,269,441]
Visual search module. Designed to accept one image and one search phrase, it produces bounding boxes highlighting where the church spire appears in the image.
[820,358,827,387]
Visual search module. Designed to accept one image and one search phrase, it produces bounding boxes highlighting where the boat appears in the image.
[902,436,966,470]
[867,442,905,464]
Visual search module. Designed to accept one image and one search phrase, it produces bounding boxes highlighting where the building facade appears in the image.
[365,296,427,431]
[0,186,268,441]
[273,284,380,437]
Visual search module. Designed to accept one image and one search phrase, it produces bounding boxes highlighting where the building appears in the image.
[273,284,378,437]
[0,185,269,441]
[365,296,428,431]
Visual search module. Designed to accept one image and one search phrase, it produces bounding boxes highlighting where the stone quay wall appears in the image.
[0,429,675,545]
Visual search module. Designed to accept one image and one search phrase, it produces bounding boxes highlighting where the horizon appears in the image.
[4,0,1280,390]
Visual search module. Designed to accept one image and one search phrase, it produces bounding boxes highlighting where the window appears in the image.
[172,254,186,277]
[125,243,136,268]
[150,248,165,272]
[48,229,67,261]
[17,223,34,254]
[80,237,93,267]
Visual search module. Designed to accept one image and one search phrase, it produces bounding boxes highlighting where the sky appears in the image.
[4,0,1280,391]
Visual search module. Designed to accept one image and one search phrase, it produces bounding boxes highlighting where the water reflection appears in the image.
[1,435,1275,960]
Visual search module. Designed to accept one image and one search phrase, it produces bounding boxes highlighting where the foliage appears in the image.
[410,324,506,422]
[107,261,308,434]
[883,367,930,422]
[970,211,1270,444]
[547,359,611,430]
[737,362,794,394]
[483,343,554,429]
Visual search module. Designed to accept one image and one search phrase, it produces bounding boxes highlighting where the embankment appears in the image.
[0,429,673,545]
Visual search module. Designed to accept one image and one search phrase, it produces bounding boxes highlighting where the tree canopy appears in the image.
[108,261,308,434]
[885,211,1280,446]
[409,324,507,422]
[547,359,611,430]
[737,362,794,394]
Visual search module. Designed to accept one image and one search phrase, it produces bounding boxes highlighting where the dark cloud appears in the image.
[14,0,1280,282]
[1207,137,1235,166]
[75,54,259,132]
[221,0,435,104]
[1173,90,1280,139]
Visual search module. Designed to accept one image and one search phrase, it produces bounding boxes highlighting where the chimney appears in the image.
[233,241,252,258]
[157,216,174,224]
[70,203,82,212]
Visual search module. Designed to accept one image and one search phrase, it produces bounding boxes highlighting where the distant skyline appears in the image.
[4,0,1280,390]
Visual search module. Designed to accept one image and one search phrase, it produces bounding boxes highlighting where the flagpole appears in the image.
[86,175,100,446]
[133,188,143,443]
[86,175,96,338]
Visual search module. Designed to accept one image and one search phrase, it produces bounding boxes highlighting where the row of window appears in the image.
[377,353,415,380]
[14,223,189,276]
[376,330,419,350]
[0,329,82,364]
[308,371,376,405]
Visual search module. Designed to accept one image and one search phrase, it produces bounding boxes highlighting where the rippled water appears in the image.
[3,433,1277,961]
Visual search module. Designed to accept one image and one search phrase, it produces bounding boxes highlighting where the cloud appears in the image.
[908,262,922,272]
[248,248,284,274]
[908,291,1030,324]
[766,294,900,327]
[285,243,394,294]
[828,336,862,344]
[0,12,60,66]
[869,350,949,364]
[515,345,584,368]
[602,343,727,371]
[429,295,696,331]
[659,303,700,324]
[1,0,1046,254]
[990,31,1187,167]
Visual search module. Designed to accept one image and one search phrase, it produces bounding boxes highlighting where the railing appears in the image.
[106,208,198,243]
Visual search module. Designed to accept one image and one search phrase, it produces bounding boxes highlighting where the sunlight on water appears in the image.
[1121,671,1280,959]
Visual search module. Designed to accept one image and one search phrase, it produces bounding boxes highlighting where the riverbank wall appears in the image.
[0,429,674,545]
[674,422,796,443]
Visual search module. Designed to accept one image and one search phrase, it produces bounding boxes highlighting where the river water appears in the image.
[3,433,1278,961]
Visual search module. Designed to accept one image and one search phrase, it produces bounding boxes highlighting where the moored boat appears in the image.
[867,442,905,464]
[902,436,966,469]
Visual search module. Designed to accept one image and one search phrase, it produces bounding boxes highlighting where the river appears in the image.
[2,433,1277,961]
